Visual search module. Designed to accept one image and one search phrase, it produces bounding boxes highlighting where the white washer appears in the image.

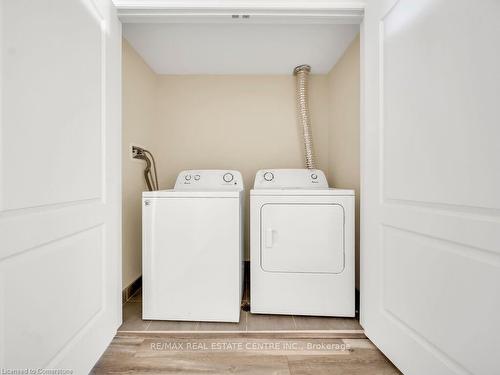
[142,170,244,322]
[250,169,355,317]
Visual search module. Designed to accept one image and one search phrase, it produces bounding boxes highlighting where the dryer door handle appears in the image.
[265,228,275,248]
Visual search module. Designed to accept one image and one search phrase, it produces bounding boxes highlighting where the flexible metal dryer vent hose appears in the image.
[293,64,315,169]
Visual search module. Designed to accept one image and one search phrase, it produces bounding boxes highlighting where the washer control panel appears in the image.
[254,169,328,189]
[175,170,243,190]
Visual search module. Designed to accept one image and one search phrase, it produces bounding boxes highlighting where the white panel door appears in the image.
[261,204,344,274]
[0,0,121,373]
[361,1,500,374]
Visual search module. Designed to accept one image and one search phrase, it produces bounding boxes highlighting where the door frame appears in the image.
[114,0,365,24]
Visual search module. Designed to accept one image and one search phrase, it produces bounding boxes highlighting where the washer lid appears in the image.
[143,189,242,198]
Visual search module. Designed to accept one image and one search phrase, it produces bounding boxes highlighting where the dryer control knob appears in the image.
[185,174,192,181]
[311,173,318,180]
[223,173,234,183]
[263,172,274,181]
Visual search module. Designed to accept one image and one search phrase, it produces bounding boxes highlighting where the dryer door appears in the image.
[260,203,344,274]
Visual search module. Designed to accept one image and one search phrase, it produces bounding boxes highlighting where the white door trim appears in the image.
[113,0,365,24]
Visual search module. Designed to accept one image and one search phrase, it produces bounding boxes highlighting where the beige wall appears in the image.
[122,39,158,288]
[327,35,360,287]
[154,75,329,189]
[122,35,360,286]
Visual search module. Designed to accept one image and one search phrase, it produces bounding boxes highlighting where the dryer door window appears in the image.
[260,203,344,274]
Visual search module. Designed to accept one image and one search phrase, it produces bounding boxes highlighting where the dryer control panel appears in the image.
[175,170,244,190]
[254,169,328,189]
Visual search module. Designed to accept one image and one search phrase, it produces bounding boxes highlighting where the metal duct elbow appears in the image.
[294,64,315,169]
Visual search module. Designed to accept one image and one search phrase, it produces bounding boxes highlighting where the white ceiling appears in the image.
[123,23,359,75]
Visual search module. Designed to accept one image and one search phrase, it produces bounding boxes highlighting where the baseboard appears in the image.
[122,276,142,304]
[355,288,360,318]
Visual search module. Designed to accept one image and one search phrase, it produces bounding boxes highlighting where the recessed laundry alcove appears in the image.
[121,16,361,300]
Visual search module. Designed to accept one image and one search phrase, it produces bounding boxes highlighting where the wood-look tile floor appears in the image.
[119,289,363,333]
[92,333,401,374]
[93,288,400,374]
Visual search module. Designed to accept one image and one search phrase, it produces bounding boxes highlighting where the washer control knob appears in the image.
[223,173,234,183]
[194,174,201,181]
[311,173,318,180]
[185,174,192,181]
[263,172,274,181]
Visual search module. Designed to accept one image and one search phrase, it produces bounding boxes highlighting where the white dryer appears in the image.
[142,170,244,322]
[250,169,354,317]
